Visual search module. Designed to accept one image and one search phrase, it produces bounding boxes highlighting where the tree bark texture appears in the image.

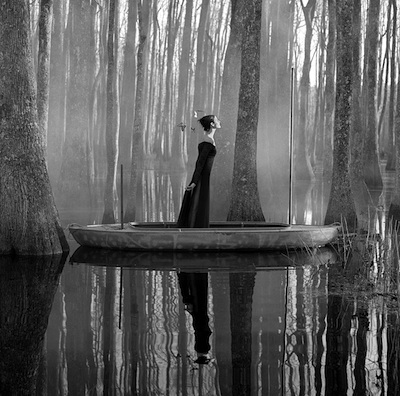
[349,0,370,232]
[0,0,68,255]
[227,0,265,222]
[37,0,53,141]
[324,0,357,229]
[362,0,382,190]
[323,0,336,177]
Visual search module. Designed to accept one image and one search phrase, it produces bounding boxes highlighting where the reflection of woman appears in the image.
[178,272,212,364]
[177,115,221,228]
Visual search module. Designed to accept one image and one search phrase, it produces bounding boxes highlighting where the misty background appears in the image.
[31,0,393,226]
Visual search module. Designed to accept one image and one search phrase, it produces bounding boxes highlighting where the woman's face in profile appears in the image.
[213,116,222,129]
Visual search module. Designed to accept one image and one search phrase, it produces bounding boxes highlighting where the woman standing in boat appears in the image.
[177,114,221,228]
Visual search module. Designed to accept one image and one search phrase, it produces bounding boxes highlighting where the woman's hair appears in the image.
[198,115,215,132]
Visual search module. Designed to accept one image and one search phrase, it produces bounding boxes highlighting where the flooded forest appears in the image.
[2,0,400,395]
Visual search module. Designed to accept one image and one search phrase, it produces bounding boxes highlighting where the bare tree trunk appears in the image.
[349,0,370,231]
[227,0,265,222]
[324,0,357,229]
[102,0,120,223]
[125,0,150,221]
[0,0,68,255]
[362,0,382,190]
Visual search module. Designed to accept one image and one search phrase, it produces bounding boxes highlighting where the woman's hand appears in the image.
[185,183,196,191]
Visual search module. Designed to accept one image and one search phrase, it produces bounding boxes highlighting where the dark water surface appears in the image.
[2,170,400,395]
[2,237,400,395]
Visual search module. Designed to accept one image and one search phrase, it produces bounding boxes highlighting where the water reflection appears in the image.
[2,245,395,395]
[178,272,212,364]
[0,254,66,395]
[51,248,337,395]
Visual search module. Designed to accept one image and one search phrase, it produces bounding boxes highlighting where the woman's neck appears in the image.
[202,130,215,145]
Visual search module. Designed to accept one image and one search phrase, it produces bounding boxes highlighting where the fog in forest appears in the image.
[38,0,353,227]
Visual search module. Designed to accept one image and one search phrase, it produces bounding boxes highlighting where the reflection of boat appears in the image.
[68,222,341,251]
[69,245,338,271]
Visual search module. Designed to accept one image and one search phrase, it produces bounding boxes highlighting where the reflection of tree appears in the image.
[211,272,232,394]
[354,308,368,394]
[0,254,65,394]
[230,272,255,396]
[123,270,140,394]
[103,268,117,394]
[326,285,352,395]
[387,313,400,395]
[64,263,96,395]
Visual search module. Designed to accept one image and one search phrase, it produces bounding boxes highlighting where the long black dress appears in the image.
[177,142,216,228]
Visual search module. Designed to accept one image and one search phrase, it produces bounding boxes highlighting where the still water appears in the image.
[1,171,400,395]
[2,238,400,395]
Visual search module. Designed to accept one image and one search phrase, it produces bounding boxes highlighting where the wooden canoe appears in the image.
[68,221,341,251]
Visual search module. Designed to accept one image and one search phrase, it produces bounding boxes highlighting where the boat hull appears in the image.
[68,222,341,251]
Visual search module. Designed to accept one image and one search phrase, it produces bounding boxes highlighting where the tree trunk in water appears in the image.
[37,0,53,141]
[124,0,149,222]
[349,0,370,232]
[0,0,68,255]
[362,0,382,190]
[211,0,244,221]
[227,0,265,222]
[324,0,357,230]
[58,0,93,209]
[102,0,119,224]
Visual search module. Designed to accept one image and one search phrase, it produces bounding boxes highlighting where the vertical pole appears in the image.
[288,67,295,225]
[120,164,124,229]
